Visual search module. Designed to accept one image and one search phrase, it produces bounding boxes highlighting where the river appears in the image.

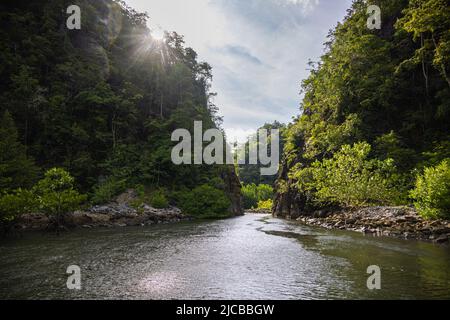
[0,214,449,299]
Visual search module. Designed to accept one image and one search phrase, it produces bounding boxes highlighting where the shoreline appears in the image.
[8,205,450,245]
[12,203,191,232]
[279,206,450,244]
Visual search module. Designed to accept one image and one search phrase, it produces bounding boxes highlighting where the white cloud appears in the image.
[125,0,352,138]
[281,0,320,12]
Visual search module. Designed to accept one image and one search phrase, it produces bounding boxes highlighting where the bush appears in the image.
[179,185,231,219]
[33,168,86,225]
[257,199,273,210]
[150,190,169,209]
[0,189,36,224]
[242,184,258,209]
[293,142,399,207]
[410,159,450,219]
[91,176,127,204]
[242,184,273,209]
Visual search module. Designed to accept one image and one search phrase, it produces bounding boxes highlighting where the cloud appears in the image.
[125,0,352,142]
[216,45,264,66]
[282,0,320,11]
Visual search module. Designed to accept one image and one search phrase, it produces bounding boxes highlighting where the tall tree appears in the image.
[0,110,38,191]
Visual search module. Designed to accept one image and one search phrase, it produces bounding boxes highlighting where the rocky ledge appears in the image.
[16,190,190,231]
[17,204,189,231]
[291,206,450,244]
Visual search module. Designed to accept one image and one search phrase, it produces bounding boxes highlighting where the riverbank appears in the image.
[282,206,450,244]
[15,204,189,231]
[12,190,190,232]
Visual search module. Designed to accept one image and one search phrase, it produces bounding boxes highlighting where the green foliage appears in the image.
[91,177,127,205]
[257,199,273,211]
[373,131,417,171]
[178,185,231,219]
[242,184,258,209]
[0,110,38,192]
[410,159,450,219]
[241,184,273,209]
[397,0,450,88]
[421,139,450,168]
[275,0,450,214]
[33,168,86,220]
[293,142,398,207]
[0,189,36,224]
[238,121,286,185]
[150,189,169,209]
[0,0,235,202]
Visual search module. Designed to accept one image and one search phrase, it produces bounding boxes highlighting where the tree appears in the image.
[0,110,37,192]
[397,0,450,88]
[33,168,86,229]
[241,184,274,209]
[0,0,242,212]
[293,142,398,207]
[274,0,450,215]
[238,121,286,185]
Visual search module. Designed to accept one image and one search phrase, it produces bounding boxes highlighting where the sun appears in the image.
[151,28,165,41]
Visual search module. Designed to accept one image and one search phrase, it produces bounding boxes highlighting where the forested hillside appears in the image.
[274,0,450,219]
[0,0,242,221]
[237,121,286,186]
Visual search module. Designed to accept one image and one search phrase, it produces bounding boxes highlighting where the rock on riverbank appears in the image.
[288,206,450,244]
[16,190,190,231]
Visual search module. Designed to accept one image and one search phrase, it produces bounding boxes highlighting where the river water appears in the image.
[0,214,449,299]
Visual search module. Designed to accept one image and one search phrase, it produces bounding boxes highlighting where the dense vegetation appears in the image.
[236,121,284,211]
[177,184,231,219]
[241,184,273,210]
[275,0,450,219]
[410,159,450,219]
[0,0,241,228]
[237,121,286,186]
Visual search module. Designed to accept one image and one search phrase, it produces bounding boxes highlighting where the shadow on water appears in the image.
[257,217,450,299]
[0,214,449,299]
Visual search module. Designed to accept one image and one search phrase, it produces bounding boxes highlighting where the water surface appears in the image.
[0,214,449,299]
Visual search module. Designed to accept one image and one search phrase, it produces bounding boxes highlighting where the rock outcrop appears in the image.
[272,153,310,219]
[222,166,244,216]
[16,190,189,231]
[291,206,450,244]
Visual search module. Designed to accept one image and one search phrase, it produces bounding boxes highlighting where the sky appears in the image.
[125,0,353,142]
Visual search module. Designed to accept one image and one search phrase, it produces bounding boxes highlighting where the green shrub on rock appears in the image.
[91,177,127,205]
[150,190,169,209]
[410,159,450,220]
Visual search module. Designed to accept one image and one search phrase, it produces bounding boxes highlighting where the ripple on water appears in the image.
[0,214,449,299]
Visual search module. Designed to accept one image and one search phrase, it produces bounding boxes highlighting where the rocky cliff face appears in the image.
[222,166,244,216]
[272,154,310,219]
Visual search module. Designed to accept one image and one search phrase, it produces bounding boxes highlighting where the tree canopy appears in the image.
[275,0,450,216]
